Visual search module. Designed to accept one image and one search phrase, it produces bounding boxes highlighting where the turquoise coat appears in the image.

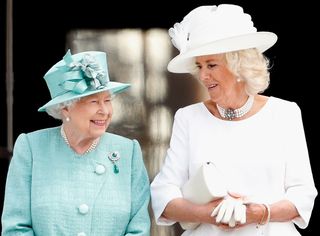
[1,127,151,236]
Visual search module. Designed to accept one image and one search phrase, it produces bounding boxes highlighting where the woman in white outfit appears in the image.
[150,4,317,236]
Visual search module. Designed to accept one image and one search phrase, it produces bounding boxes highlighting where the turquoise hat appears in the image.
[38,49,130,112]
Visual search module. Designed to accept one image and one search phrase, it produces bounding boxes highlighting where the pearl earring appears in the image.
[66,117,70,122]
[236,78,241,82]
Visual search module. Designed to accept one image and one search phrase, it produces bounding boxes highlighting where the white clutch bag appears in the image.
[180,162,227,230]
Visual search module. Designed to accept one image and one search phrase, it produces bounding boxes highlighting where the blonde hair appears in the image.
[225,48,271,95]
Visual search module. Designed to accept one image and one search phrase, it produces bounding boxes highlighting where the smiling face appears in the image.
[62,91,113,141]
[194,54,245,107]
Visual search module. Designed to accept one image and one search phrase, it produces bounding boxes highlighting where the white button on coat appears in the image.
[78,204,89,214]
[95,164,106,175]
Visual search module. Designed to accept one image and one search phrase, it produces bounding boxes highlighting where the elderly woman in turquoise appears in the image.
[1,50,151,235]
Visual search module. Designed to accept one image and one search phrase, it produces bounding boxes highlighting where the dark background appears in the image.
[1,0,318,235]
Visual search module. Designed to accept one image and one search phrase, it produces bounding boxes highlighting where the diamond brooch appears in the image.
[107,151,120,174]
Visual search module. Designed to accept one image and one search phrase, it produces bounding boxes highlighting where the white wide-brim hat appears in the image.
[167,4,278,73]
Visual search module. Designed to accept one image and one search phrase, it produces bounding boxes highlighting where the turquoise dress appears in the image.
[1,127,151,236]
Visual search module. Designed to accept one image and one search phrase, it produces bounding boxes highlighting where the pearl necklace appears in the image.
[216,95,254,120]
[60,126,99,154]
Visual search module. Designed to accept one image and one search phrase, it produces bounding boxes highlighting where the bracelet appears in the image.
[261,203,270,225]
[256,204,266,228]
[256,203,270,228]
[259,204,266,225]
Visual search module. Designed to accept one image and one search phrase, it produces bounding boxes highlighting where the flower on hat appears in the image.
[168,6,219,54]
[58,50,108,94]
[169,23,190,53]
[69,54,107,86]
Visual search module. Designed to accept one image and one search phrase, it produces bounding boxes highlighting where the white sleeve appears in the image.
[150,108,190,225]
[283,102,317,229]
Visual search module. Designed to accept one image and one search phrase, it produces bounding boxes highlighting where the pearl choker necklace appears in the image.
[60,126,99,154]
[216,95,254,120]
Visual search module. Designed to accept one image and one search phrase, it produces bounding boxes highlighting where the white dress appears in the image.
[150,96,317,236]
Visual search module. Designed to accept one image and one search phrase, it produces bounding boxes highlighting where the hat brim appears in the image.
[167,31,277,73]
[38,82,130,112]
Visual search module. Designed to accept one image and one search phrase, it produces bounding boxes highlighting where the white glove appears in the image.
[211,196,246,227]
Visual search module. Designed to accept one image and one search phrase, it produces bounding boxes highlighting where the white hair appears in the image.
[45,98,80,120]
